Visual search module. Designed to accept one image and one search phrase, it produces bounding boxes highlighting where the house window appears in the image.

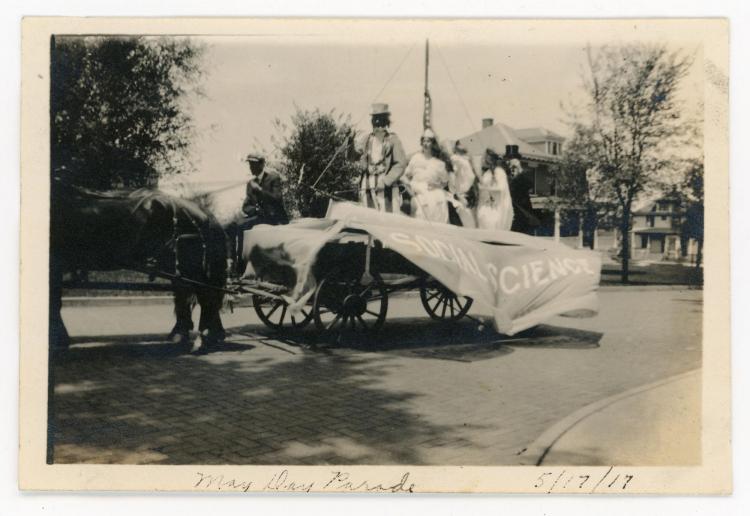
[648,216,655,227]
[661,215,667,221]
[641,235,648,248]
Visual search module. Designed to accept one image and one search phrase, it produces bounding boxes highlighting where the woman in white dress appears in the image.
[476,148,514,231]
[402,129,450,224]
[447,140,479,228]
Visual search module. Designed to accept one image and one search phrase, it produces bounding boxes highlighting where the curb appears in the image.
[62,296,173,307]
[517,368,701,466]
[61,284,699,307]
[598,285,701,292]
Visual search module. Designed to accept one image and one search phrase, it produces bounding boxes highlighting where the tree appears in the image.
[272,108,360,218]
[553,124,617,247]
[680,159,704,268]
[51,36,204,189]
[567,44,692,282]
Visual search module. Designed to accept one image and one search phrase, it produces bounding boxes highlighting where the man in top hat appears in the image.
[504,145,539,234]
[359,103,408,213]
[230,153,289,274]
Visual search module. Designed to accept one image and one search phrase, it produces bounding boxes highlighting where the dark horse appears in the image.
[50,179,228,352]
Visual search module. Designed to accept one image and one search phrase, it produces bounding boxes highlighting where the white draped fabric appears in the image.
[404,152,450,224]
[476,166,514,231]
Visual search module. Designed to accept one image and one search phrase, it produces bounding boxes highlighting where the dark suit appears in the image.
[230,170,289,273]
[510,171,538,234]
[241,170,289,225]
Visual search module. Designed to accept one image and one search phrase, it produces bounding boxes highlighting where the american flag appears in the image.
[423,90,432,130]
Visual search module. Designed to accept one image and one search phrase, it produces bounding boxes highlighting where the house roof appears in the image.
[633,199,683,216]
[515,127,566,142]
[456,122,559,162]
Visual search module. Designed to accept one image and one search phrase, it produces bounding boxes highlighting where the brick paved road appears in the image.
[51,288,702,465]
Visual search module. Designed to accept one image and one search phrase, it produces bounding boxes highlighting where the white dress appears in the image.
[448,154,478,228]
[404,153,450,224]
[476,166,514,231]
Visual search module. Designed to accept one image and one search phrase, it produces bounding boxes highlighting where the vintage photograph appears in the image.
[19,18,730,493]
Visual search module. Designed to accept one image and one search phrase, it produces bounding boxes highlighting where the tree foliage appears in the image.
[51,36,204,189]
[564,44,692,281]
[272,108,360,218]
[679,158,704,267]
[554,125,618,236]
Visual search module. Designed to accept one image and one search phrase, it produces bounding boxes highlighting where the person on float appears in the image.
[447,139,479,228]
[475,147,514,231]
[228,153,289,275]
[506,150,539,234]
[358,103,408,213]
[402,128,451,224]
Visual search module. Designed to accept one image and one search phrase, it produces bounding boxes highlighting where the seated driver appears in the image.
[229,153,289,274]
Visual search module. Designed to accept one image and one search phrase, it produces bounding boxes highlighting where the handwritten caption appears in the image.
[194,469,415,493]
[533,467,635,494]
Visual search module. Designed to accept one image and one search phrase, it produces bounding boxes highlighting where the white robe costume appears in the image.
[403,153,450,224]
[476,166,514,231]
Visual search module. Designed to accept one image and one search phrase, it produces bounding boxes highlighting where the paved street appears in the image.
[50,287,702,465]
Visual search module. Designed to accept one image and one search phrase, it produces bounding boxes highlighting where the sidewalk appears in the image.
[528,370,701,466]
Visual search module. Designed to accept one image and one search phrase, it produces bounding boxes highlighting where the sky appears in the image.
[180,34,703,189]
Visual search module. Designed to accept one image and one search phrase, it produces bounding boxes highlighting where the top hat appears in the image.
[244,153,266,164]
[370,103,391,116]
[504,145,521,159]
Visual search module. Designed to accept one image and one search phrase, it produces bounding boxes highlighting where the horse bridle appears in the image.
[131,193,210,280]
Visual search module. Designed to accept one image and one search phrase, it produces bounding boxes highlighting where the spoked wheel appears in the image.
[419,282,473,322]
[313,273,388,336]
[252,294,313,330]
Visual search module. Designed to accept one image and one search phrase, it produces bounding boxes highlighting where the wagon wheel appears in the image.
[313,273,388,335]
[252,294,313,330]
[419,282,473,322]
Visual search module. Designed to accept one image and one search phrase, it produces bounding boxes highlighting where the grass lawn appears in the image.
[601,262,703,287]
[62,269,172,297]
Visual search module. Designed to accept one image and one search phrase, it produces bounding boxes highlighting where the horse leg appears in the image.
[170,285,195,347]
[194,289,226,353]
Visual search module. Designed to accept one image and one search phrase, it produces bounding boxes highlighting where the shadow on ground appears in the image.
[51,334,469,465]
[228,318,602,362]
[50,319,602,466]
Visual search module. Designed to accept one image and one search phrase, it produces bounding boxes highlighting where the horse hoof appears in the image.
[170,332,189,345]
[192,329,226,354]
[191,332,213,354]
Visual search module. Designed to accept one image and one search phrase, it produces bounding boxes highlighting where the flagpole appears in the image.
[423,39,432,131]
[424,38,429,97]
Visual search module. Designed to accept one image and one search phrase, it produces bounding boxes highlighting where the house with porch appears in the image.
[629,195,693,262]
[456,119,586,242]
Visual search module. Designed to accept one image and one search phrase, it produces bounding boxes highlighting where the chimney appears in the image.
[482,118,494,129]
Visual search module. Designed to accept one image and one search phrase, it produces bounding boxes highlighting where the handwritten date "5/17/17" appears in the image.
[534,467,634,493]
